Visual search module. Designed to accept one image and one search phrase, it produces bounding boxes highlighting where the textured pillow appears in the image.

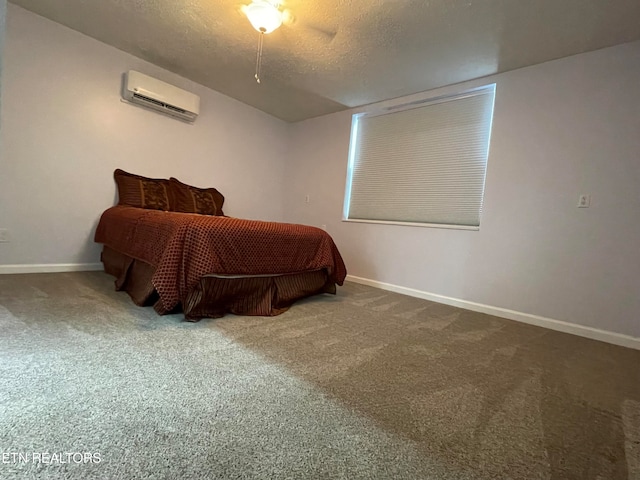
[169,177,225,216]
[114,169,172,211]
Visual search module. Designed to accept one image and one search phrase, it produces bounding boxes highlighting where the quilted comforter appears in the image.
[94,206,347,314]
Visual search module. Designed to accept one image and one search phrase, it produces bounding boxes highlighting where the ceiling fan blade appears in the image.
[235,2,249,18]
[302,21,338,41]
[280,8,337,41]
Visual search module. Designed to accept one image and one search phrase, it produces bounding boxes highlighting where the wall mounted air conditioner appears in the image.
[122,70,200,122]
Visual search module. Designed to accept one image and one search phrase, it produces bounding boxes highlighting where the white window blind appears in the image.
[344,85,496,228]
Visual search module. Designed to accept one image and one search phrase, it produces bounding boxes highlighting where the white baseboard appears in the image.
[0,263,103,274]
[346,275,640,351]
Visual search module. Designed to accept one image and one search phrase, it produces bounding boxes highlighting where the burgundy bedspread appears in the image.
[94,206,346,314]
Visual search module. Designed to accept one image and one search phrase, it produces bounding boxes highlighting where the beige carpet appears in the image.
[0,271,639,479]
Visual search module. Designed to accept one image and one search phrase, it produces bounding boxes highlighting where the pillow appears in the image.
[169,177,225,216]
[114,169,172,211]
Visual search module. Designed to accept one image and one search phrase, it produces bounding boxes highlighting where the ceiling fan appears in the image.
[241,0,285,84]
[241,0,336,84]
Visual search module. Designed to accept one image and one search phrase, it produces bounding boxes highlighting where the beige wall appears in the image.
[2,3,639,341]
[0,0,6,125]
[0,4,288,267]
[284,40,640,339]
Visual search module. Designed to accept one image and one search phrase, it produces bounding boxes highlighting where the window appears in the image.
[343,84,496,229]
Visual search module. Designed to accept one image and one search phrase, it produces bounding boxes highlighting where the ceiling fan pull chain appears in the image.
[255,32,265,84]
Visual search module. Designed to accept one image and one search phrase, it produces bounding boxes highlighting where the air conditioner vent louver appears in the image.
[165,104,187,114]
[123,71,200,122]
[132,93,188,115]
[132,93,163,108]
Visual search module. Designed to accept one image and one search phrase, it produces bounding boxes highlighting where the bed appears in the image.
[94,170,347,321]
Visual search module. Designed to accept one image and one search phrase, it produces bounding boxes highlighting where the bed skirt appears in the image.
[100,246,336,321]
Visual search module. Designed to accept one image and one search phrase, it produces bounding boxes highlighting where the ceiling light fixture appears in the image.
[245,0,282,34]
[244,0,283,84]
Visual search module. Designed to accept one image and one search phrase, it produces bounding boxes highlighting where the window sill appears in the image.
[342,218,480,231]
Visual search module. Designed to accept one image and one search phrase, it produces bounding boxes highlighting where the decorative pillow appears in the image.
[114,169,172,211]
[169,177,225,216]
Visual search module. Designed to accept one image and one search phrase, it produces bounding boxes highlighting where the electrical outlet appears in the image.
[305,195,310,204]
[577,194,591,208]
[0,229,9,243]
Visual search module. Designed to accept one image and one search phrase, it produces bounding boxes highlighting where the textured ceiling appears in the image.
[9,0,640,122]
